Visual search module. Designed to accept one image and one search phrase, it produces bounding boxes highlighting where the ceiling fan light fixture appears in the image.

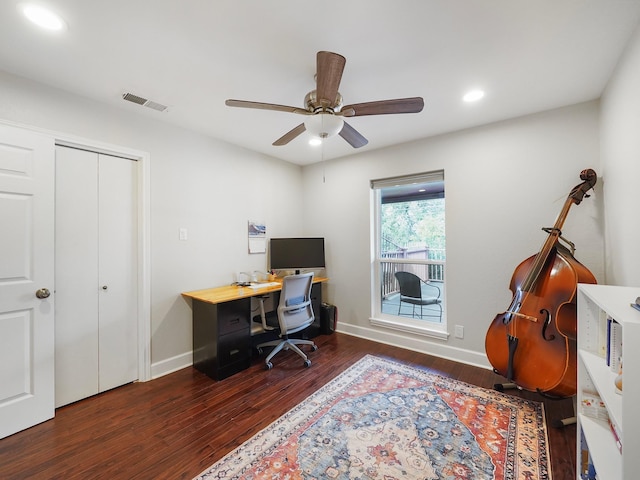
[304,113,344,139]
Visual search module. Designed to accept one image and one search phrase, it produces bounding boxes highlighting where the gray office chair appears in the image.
[256,272,317,369]
[394,271,442,320]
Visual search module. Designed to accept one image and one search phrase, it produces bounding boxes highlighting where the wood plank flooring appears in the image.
[0,333,575,479]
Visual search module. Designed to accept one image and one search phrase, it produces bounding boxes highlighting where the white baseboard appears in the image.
[151,351,192,379]
[335,323,492,371]
[150,326,491,380]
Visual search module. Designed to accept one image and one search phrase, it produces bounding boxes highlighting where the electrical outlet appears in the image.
[454,325,464,339]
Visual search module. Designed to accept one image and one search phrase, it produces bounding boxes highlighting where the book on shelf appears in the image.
[608,418,622,453]
[608,317,622,373]
[606,316,611,366]
[597,309,608,358]
[580,390,608,421]
[580,428,598,480]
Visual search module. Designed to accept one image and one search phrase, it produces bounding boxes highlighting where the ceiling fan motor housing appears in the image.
[305,90,343,113]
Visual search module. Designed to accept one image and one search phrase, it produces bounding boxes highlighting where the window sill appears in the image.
[369,316,449,341]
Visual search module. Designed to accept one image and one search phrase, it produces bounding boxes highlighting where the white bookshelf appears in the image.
[577,284,640,480]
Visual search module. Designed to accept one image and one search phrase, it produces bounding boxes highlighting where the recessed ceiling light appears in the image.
[20,3,66,31]
[463,89,485,103]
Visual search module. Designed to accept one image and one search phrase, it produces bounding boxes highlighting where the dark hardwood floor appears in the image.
[0,333,575,479]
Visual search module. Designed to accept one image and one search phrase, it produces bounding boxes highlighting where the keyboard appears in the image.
[246,281,280,289]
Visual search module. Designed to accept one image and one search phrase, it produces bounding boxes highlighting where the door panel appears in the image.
[98,155,138,391]
[0,124,54,439]
[54,147,99,407]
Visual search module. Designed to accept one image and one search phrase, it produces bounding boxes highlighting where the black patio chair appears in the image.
[394,271,442,320]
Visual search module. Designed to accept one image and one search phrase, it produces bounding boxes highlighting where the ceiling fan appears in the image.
[225,51,424,148]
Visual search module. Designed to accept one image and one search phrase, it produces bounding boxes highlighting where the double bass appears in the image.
[485,169,597,398]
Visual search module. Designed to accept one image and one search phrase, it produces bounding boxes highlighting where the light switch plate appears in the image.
[454,325,464,339]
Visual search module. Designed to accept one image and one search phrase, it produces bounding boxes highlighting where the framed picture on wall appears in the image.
[248,220,266,254]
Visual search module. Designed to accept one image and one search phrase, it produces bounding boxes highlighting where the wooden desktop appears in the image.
[182,277,328,380]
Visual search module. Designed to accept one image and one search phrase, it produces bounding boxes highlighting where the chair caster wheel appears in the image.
[311,344,318,351]
[265,362,273,370]
[304,359,311,368]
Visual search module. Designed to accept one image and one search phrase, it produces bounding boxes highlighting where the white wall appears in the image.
[0,65,618,373]
[304,101,604,366]
[601,23,640,288]
[0,71,304,372]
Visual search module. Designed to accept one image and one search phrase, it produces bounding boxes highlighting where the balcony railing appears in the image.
[380,246,445,299]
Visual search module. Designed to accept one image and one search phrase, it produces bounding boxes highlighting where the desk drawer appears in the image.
[218,332,251,366]
[218,299,250,335]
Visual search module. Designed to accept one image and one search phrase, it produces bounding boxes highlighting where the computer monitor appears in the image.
[269,237,325,274]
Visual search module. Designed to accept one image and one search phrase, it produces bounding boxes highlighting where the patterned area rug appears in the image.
[194,355,551,480]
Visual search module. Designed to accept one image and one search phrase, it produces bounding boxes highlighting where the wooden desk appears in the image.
[182,277,327,380]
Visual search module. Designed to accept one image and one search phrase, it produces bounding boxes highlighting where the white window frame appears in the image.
[370,171,448,340]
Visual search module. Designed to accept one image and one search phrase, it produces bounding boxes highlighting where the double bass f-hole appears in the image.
[540,309,555,341]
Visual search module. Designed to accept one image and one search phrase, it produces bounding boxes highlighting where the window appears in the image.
[370,171,447,339]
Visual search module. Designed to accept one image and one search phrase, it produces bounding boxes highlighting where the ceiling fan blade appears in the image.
[340,97,424,117]
[226,99,310,115]
[273,123,306,146]
[339,121,368,148]
[316,51,346,109]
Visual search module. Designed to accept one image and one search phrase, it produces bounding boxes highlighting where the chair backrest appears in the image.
[395,271,422,299]
[277,272,315,335]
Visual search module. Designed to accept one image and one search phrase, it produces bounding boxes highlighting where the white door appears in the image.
[55,147,137,407]
[0,124,55,439]
[97,153,138,391]
[54,148,99,405]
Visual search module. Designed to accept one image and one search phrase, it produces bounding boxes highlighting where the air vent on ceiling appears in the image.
[122,92,168,112]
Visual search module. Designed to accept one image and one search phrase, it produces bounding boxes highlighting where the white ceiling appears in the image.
[2,1,640,165]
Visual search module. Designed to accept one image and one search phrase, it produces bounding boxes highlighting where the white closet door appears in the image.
[54,147,100,407]
[55,147,138,407]
[98,154,138,391]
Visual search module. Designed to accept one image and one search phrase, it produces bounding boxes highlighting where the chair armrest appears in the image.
[421,279,441,298]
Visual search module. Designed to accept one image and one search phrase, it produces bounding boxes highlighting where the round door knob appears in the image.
[35,288,51,299]
[102,285,108,290]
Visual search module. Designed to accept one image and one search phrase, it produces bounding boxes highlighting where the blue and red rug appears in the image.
[194,355,550,479]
